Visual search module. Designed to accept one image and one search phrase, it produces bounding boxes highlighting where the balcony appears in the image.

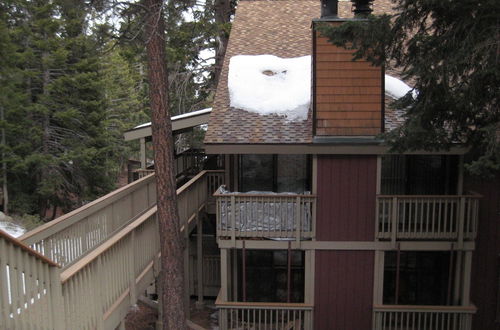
[376,194,480,242]
[216,292,313,330]
[214,186,316,241]
[373,305,476,330]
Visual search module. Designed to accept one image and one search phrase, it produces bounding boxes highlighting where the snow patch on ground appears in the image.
[385,74,415,99]
[0,221,25,238]
[228,55,311,121]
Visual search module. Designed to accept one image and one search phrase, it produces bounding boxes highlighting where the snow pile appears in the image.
[385,74,416,99]
[0,221,25,238]
[228,55,311,121]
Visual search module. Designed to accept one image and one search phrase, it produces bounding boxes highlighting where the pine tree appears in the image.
[317,0,500,176]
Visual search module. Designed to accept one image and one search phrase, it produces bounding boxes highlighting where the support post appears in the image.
[129,231,137,305]
[50,267,66,330]
[196,214,204,308]
[184,226,190,318]
[140,138,146,169]
[461,251,472,305]
[220,249,228,301]
[391,197,398,248]
[458,197,465,249]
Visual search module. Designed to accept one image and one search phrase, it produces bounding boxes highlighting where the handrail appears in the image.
[60,206,157,283]
[18,173,156,268]
[377,193,482,198]
[60,170,220,282]
[20,173,155,244]
[0,229,60,267]
[214,185,316,198]
[373,304,477,313]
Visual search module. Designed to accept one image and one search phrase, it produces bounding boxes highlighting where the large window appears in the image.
[237,249,305,303]
[239,155,310,193]
[381,155,459,195]
[383,251,453,305]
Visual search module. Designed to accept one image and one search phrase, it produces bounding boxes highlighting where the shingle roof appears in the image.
[205,0,401,145]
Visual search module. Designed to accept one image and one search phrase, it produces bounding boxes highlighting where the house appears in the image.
[204,0,499,329]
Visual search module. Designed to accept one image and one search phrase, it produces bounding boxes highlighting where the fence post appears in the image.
[50,267,66,330]
[196,214,204,308]
[230,196,236,245]
[458,197,465,249]
[95,255,105,330]
[391,197,398,248]
[296,196,301,243]
[129,230,137,305]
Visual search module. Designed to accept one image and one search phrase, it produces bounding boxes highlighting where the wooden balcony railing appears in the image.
[216,292,313,330]
[373,304,476,330]
[19,174,157,268]
[376,194,480,242]
[215,186,316,241]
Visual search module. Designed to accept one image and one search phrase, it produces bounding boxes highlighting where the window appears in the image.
[383,251,453,305]
[237,249,305,303]
[239,155,310,193]
[381,155,459,195]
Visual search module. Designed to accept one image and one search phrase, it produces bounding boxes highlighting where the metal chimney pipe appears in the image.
[321,0,338,18]
[351,0,373,17]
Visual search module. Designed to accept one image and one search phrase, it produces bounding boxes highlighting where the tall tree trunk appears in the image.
[0,105,7,214]
[144,0,186,329]
[214,0,232,85]
[39,51,51,220]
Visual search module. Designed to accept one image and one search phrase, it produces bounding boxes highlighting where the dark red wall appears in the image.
[317,155,377,241]
[314,250,374,330]
[465,174,500,330]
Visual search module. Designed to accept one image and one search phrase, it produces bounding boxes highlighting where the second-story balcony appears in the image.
[215,186,316,241]
[376,194,480,242]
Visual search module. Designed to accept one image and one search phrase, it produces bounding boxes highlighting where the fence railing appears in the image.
[215,186,316,241]
[0,230,64,330]
[2,170,222,330]
[19,174,156,268]
[373,304,476,330]
[376,195,480,242]
[60,207,159,330]
[216,292,313,330]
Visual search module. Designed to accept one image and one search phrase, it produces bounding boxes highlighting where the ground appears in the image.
[125,298,218,330]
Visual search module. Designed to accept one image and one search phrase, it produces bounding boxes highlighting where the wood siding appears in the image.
[314,22,383,136]
[315,251,374,330]
[317,155,377,241]
[464,173,500,330]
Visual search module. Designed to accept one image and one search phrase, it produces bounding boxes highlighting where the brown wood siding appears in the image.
[314,250,374,330]
[314,22,383,136]
[316,155,377,241]
[464,173,500,330]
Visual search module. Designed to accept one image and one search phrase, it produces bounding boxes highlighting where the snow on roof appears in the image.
[226,55,413,122]
[385,74,415,99]
[133,108,212,130]
[228,55,311,121]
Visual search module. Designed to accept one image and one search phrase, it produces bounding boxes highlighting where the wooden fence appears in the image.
[2,170,224,330]
[216,292,313,330]
[19,174,156,268]
[215,187,316,241]
[376,195,480,242]
[373,304,476,330]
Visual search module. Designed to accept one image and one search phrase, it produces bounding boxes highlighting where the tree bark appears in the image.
[0,105,8,214]
[144,0,186,329]
[214,0,233,85]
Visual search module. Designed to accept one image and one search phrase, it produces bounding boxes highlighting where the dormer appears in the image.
[312,0,384,137]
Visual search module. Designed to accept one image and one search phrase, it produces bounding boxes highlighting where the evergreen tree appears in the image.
[317,0,500,175]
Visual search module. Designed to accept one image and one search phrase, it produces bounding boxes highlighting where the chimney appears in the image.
[351,0,373,17]
[312,0,384,137]
[320,0,338,18]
